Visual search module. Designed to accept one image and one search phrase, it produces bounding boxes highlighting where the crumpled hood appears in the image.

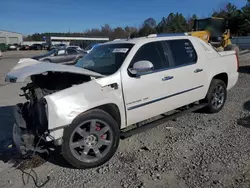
[5,62,104,83]
[13,58,42,70]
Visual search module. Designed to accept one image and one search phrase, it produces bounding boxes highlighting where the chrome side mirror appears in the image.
[128,60,154,76]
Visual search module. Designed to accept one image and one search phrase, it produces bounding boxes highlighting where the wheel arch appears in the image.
[202,72,229,100]
[212,72,228,87]
[70,103,122,130]
[90,103,121,129]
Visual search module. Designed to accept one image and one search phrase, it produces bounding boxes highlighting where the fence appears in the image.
[22,41,70,46]
[231,36,250,50]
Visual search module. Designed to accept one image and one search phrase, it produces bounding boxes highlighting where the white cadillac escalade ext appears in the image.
[6,33,239,169]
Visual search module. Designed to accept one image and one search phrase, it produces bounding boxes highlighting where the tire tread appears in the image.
[62,109,120,169]
[202,78,227,113]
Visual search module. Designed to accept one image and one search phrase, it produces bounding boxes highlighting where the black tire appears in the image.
[203,79,227,113]
[224,44,239,58]
[62,109,120,169]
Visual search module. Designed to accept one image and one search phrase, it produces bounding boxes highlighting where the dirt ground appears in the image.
[1,51,250,188]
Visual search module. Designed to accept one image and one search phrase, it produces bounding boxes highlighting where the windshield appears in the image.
[194,18,225,35]
[76,43,134,75]
[211,19,225,34]
[85,44,97,50]
[194,19,210,31]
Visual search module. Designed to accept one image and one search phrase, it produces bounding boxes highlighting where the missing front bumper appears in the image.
[13,123,23,154]
[13,104,35,155]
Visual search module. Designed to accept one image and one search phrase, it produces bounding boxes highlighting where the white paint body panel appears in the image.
[47,36,238,140]
[124,38,206,125]
[45,72,126,140]
[7,36,239,141]
[12,58,41,70]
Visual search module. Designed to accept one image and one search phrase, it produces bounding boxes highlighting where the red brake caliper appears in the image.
[95,124,105,139]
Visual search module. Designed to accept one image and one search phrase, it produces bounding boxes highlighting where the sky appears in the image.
[0,0,247,35]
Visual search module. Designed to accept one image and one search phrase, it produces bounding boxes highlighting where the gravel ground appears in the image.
[1,52,250,188]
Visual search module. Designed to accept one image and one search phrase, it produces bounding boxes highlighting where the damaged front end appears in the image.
[6,62,104,155]
[11,71,93,155]
[14,95,50,155]
[13,102,48,155]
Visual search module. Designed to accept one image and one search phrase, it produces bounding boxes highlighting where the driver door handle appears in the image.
[194,69,203,73]
[162,76,174,81]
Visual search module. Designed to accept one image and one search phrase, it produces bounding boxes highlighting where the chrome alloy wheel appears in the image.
[211,84,225,109]
[69,119,113,163]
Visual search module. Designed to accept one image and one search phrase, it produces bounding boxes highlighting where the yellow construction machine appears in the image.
[188,17,239,56]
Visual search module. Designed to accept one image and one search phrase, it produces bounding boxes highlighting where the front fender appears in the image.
[44,76,125,140]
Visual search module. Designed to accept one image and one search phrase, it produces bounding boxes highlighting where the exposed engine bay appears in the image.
[14,72,91,155]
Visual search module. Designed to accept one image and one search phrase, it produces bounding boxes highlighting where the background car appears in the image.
[7,44,18,51]
[30,43,43,50]
[84,43,100,53]
[19,45,30,50]
[41,43,50,50]
[67,45,82,51]
[49,43,67,50]
[31,48,85,65]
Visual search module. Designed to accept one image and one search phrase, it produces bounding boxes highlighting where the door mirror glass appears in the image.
[128,60,154,75]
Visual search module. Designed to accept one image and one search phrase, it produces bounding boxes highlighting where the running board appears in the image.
[120,103,207,139]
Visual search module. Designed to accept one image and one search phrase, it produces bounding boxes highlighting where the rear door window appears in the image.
[163,39,197,67]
